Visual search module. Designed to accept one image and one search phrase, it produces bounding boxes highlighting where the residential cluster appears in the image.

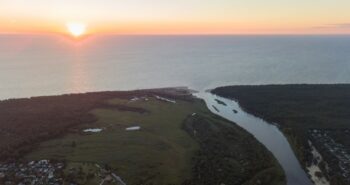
[309,129,350,182]
[0,160,64,185]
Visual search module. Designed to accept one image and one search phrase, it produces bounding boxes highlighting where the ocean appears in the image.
[1,35,349,99]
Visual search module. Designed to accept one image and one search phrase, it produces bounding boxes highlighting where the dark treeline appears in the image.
[212,84,350,130]
[182,114,285,185]
[212,84,350,185]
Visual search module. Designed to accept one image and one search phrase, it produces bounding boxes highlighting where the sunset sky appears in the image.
[0,0,350,35]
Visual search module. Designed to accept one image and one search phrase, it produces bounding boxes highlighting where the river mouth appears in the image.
[196,92,314,185]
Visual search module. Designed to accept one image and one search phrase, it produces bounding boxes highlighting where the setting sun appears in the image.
[66,22,86,37]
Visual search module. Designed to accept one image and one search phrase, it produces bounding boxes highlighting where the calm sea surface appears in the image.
[0,35,350,99]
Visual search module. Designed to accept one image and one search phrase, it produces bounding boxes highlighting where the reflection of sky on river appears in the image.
[197,92,314,185]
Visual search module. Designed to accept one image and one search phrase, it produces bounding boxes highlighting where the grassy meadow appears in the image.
[25,96,207,184]
[5,89,285,185]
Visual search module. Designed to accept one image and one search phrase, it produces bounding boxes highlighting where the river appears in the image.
[197,92,314,185]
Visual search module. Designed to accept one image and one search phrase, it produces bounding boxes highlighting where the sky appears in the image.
[0,0,349,35]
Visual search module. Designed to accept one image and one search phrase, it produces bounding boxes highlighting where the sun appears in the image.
[66,22,86,37]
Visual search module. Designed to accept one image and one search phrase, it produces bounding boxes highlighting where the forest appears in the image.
[212,84,350,185]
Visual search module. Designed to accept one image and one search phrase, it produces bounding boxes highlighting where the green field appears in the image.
[21,90,285,185]
[25,97,206,184]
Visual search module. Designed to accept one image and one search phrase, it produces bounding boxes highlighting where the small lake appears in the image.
[197,92,314,185]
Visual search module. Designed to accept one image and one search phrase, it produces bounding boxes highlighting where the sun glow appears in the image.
[1,1,350,35]
[66,22,86,37]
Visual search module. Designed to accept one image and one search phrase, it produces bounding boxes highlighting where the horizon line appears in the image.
[0,32,349,37]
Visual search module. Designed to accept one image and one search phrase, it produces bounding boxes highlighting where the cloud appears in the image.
[312,23,350,30]
[331,23,350,28]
